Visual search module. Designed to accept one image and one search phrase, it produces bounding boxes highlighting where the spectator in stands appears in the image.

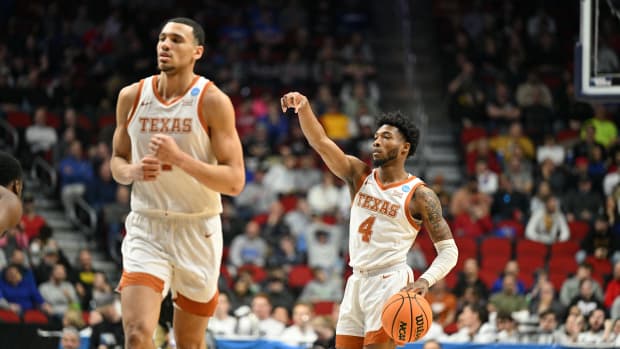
[263,273,295,311]
[89,294,123,349]
[450,175,492,220]
[537,134,566,166]
[604,162,620,197]
[489,274,528,314]
[72,249,98,311]
[407,242,428,273]
[612,297,620,319]
[284,197,313,238]
[447,59,486,125]
[102,186,130,262]
[299,267,343,303]
[466,138,501,176]
[208,292,237,337]
[91,272,113,311]
[491,175,529,222]
[60,326,81,349]
[304,218,343,274]
[495,312,520,343]
[87,159,116,212]
[453,258,489,300]
[505,149,534,194]
[307,172,340,215]
[528,281,564,318]
[555,311,586,345]
[236,293,285,338]
[25,107,58,160]
[229,220,268,268]
[38,263,79,321]
[311,315,336,349]
[577,307,607,344]
[581,214,618,267]
[263,153,297,195]
[516,70,553,109]
[58,140,93,215]
[281,302,318,346]
[443,303,495,343]
[530,180,552,214]
[426,278,457,327]
[229,275,256,312]
[604,261,620,309]
[475,158,498,195]
[19,193,46,241]
[574,124,606,163]
[537,158,569,196]
[569,278,605,317]
[485,81,521,131]
[262,201,292,248]
[62,309,87,335]
[422,339,442,349]
[560,263,604,307]
[319,101,353,145]
[34,244,64,285]
[294,154,323,194]
[563,176,602,222]
[523,309,559,344]
[582,104,618,148]
[525,196,570,245]
[489,122,535,163]
[0,225,29,258]
[266,234,303,272]
[0,264,52,315]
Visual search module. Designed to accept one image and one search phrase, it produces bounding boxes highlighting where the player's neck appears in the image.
[157,70,196,100]
[376,165,408,185]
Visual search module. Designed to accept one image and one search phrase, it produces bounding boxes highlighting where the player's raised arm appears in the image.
[281,92,368,185]
[407,185,458,293]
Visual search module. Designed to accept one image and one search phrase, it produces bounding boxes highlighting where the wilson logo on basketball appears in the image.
[414,314,424,339]
[398,321,407,341]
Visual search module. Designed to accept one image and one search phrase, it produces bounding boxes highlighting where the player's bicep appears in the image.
[412,186,453,243]
[203,90,244,170]
[0,188,22,232]
[112,84,139,160]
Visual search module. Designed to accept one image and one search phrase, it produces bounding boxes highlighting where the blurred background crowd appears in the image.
[0,0,619,348]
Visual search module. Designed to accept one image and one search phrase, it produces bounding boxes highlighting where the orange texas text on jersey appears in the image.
[355,192,399,218]
[138,117,192,133]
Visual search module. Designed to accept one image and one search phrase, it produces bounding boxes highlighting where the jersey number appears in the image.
[358,216,376,242]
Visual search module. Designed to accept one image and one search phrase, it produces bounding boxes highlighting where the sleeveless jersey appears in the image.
[348,169,425,270]
[126,75,221,217]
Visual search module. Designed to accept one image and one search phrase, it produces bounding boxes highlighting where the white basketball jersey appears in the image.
[348,169,425,270]
[126,75,221,217]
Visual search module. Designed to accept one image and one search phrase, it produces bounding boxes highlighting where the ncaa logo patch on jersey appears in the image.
[191,87,200,96]
[402,185,411,193]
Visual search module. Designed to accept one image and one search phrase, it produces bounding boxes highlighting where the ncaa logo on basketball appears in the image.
[402,185,411,193]
[398,321,407,341]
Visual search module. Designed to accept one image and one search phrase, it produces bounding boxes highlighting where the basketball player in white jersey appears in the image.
[111,18,244,349]
[0,151,23,235]
[281,92,458,349]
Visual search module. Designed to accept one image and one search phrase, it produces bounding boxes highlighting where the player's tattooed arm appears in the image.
[412,186,453,242]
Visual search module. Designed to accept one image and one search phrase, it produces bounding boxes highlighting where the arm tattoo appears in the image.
[415,187,453,242]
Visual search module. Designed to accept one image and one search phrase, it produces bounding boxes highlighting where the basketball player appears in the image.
[0,151,23,235]
[281,92,458,349]
[111,18,245,349]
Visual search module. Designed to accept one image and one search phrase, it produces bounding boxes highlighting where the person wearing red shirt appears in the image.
[20,193,46,241]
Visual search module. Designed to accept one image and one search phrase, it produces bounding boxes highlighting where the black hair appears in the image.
[165,17,205,46]
[376,111,420,157]
[0,151,22,187]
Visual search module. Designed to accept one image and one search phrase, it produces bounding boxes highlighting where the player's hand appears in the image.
[133,155,161,181]
[402,278,430,296]
[281,92,310,114]
[149,133,181,165]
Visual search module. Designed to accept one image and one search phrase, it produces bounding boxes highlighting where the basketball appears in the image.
[381,291,433,344]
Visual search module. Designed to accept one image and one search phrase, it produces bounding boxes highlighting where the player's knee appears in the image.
[124,321,153,347]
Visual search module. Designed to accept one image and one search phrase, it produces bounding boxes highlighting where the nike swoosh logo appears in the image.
[382,274,392,279]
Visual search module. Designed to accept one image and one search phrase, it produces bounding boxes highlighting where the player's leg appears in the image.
[121,285,163,349]
[336,275,365,349]
[172,303,211,348]
[118,213,171,349]
[171,215,221,348]
[361,266,413,349]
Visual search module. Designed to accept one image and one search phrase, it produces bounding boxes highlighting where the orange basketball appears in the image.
[381,291,433,344]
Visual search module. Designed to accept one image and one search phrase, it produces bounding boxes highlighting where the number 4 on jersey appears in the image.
[358,216,376,242]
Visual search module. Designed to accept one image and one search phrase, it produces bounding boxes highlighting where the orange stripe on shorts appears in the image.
[117,271,164,294]
[174,290,219,317]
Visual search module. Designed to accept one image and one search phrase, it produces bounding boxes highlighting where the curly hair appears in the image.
[376,111,420,157]
[0,151,22,187]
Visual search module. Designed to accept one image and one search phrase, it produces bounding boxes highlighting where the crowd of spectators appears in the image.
[0,0,619,348]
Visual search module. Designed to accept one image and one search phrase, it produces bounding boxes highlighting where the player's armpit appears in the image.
[411,185,453,242]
